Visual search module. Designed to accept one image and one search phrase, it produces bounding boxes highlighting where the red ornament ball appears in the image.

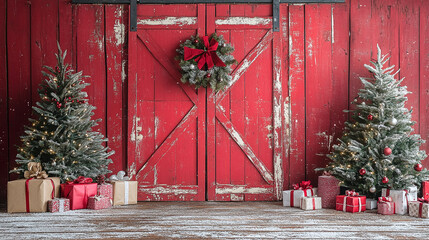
[55,66,60,72]
[367,114,374,121]
[206,73,211,78]
[382,176,389,184]
[384,147,392,156]
[414,163,423,172]
[194,39,199,43]
[359,168,366,175]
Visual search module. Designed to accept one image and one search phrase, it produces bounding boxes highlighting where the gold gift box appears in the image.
[112,181,137,205]
[7,177,60,213]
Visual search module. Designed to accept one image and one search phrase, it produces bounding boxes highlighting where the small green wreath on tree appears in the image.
[176,33,237,92]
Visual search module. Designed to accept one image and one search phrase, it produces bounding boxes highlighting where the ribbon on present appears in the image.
[345,190,359,197]
[290,181,314,207]
[184,36,226,70]
[69,176,93,184]
[342,195,363,212]
[378,196,395,214]
[417,198,429,218]
[110,171,131,204]
[385,188,411,213]
[24,162,48,179]
[25,177,55,213]
[93,195,104,201]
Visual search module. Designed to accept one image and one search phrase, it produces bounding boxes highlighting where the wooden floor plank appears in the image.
[1,202,428,239]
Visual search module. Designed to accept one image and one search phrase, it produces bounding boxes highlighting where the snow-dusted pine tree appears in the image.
[11,44,114,182]
[318,45,428,197]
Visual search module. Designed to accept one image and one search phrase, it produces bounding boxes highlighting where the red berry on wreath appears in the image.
[359,168,366,175]
[414,163,423,172]
[367,114,373,121]
[384,147,392,156]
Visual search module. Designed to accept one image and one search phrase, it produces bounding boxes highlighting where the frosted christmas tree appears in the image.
[11,44,114,182]
[319,45,428,197]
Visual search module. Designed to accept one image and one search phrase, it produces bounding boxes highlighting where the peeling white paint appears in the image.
[153,166,157,185]
[331,7,335,44]
[128,162,136,180]
[230,60,251,87]
[131,116,143,142]
[154,116,159,148]
[316,131,334,150]
[216,186,273,194]
[140,186,198,195]
[121,60,126,83]
[113,19,125,46]
[138,17,197,26]
[215,17,271,26]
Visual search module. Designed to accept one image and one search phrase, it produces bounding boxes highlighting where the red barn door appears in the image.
[128,4,287,201]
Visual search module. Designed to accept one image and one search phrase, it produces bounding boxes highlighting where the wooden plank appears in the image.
[127,26,138,180]
[305,3,333,185]
[215,185,273,194]
[136,106,197,180]
[7,0,31,181]
[420,1,429,167]
[214,17,272,29]
[59,0,76,66]
[105,5,127,175]
[0,0,7,202]
[139,185,198,195]
[136,31,198,105]
[31,0,59,107]
[76,5,107,136]
[137,16,198,29]
[216,108,274,184]
[216,30,273,103]
[288,4,306,187]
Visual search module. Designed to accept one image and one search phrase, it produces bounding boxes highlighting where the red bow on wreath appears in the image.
[292,180,313,190]
[184,36,226,70]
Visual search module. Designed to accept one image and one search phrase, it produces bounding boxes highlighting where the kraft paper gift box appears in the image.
[318,174,340,209]
[112,181,138,205]
[377,197,395,215]
[87,195,112,210]
[336,191,366,213]
[97,184,113,201]
[381,186,418,215]
[48,198,70,213]
[61,182,98,210]
[300,196,322,210]
[7,177,60,213]
[366,198,378,210]
[409,200,429,218]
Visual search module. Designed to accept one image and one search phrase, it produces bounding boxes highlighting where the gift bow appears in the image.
[345,190,359,196]
[292,181,313,190]
[93,195,103,201]
[418,197,429,203]
[184,36,226,70]
[322,171,332,176]
[24,162,48,179]
[378,196,393,203]
[72,176,93,184]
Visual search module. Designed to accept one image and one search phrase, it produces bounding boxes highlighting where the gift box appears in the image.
[87,195,112,210]
[409,200,429,218]
[336,191,366,213]
[422,181,429,199]
[7,177,60,213]
[366,198,377,210]
[283,181,317,207]
[97,184,113,200]
[377,197,395,215]
[61,177,97,210]
[381,186,418,215]
[48,198,70,213]
[112,181,138,205]
[318,174,340,209]
[300,196,322,210]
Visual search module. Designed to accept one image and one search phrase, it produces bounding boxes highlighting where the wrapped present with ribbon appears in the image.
[61,176,97,210]
[366,198,378,210]
[335,190,366,213]
[377,196,395,215]
[109,171,137,206]
[318,171,340,209]
[409,198,429,218]
[421,181,429,199]
[87,195,112,210]
[7,162,60,213]
[381,186,418,215]
[48,198,70,213]
[97,184,113,201]
[283,181,318,207]
[300,196,322,210]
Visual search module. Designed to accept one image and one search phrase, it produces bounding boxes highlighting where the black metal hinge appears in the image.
[72,0,345,32]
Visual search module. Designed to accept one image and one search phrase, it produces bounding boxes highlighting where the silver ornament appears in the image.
[389,118,397,126]
[109,175,118,181]
[361,102,366,105]
[117,170,126,180]
[190,64,195,70]
[123,176,130,181]
[369,186,376,193]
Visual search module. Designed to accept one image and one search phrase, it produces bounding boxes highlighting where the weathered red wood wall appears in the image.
[1,0,429,203]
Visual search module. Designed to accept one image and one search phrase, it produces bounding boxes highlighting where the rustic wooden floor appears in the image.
[1,202,428,239]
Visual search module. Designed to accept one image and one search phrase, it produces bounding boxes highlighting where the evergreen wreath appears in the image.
[176,33,236,92]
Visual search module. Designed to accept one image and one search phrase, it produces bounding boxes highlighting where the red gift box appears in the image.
[61,178,97,210]
[97,184,113,201]
[377,197,395,215]
[87,196,112,210]
[422,181,429,199]
[48,198,70,213]
[318,174,340,209]
[336,194,366,213]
